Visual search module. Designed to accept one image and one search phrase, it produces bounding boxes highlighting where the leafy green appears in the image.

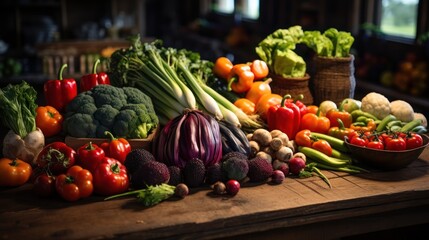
[104,183,176,207]
[302,28,354,57]
[0,81,37,137]
[255,25,306,77]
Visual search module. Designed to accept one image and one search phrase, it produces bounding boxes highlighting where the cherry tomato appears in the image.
[55,165,93,201]
[33,174,56,197]
[350,135,367,147]
[312,139,332,156]
[295,129,312,147]
[367,139,384,150]
[0,158,32,187]
[405,133,423,150]
[385,137,406,151]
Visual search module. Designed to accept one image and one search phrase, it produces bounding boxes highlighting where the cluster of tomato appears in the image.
[0,132,131,202]
[348,131,424,151]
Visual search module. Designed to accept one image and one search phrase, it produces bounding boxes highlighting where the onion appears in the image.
[153,109,222,169]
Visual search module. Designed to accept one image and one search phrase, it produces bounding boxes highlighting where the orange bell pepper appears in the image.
[326,107,353,128]
[35,106,63,137]
[328,119,355,140]
[255,93,282,120]
[234,98,255,115]
[227,64,255,93]
[350,119,377,132]
[213,57,233,79]
[245,78,272,104]
[300,109,330,134]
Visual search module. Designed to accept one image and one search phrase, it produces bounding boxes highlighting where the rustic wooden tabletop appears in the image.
[1,147,429,240]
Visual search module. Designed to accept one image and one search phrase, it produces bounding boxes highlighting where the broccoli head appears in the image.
[93,104,120,128]
[123,87,155,112]
[91,84,127,110]
[66,92,95,113]
[63,113,98,138]
[64,85,158,139]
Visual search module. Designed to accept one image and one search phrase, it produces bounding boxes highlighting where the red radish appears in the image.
[271,170,285,184]
[226,180,240,196]
[289,157,306,175]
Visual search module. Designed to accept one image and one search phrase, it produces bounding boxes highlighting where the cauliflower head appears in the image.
[360,92,391,120]
[390,100,414,122]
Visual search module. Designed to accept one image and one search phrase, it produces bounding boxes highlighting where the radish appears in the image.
[289,157,306,175]
[226,180,240,196]
[271,170,285,184]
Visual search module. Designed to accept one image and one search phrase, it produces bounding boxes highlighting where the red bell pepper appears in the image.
[100,131,131,164]
[286,94,308,117]
[93,157,129,196]
[78,142,106,173]
[44,64,77,112]
[267,94,301,140]
[80,59,111,92]
[36,141,77,175]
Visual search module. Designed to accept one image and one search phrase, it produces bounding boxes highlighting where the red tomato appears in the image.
[55,165,93,201]
[367,140,384,150]
[312,139,333,156]
[350,135,367,147]
[33,174,56,197]
[405,133,423,150]
[385,137,406,151]
[0,158,32,187]
[295,129,313,147]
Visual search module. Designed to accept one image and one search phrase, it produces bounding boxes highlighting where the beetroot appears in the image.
[289,157,306,175]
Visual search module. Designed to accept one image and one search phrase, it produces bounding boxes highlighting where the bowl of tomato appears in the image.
[344,133,429,170]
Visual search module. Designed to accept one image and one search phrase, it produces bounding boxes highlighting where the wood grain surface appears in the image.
[1,148,429,240]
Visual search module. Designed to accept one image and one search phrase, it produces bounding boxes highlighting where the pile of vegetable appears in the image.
[108,35,263,131]
[1,27,429,208]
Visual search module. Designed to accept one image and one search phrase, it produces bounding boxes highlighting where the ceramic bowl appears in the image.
[344,134,429,170]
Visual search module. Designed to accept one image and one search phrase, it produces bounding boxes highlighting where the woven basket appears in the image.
[270,73,313,105]
[311,55,356,105]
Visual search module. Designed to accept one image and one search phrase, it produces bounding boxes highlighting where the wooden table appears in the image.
[1,147,429,240]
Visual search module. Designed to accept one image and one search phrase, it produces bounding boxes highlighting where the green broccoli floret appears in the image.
[66,92,95,113]
[64,113,98,138]
[93,104,120,128]
[91,84,127,110]
[123,87,155,111]
[118,103,158,138]
[112,109,138,138]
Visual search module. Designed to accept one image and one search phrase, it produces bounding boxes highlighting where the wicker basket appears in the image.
[311,55,356,105]
[270,73,313,105]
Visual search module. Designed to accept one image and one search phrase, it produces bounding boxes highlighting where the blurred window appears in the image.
[380,0,419,38]
[212,0,260,20]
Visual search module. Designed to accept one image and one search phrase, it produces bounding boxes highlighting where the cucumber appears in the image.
[376,114,396,132]
[400,119,423,132]
[411,125,427,134]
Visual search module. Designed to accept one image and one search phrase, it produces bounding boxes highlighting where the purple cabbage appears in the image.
[153,110,222,169]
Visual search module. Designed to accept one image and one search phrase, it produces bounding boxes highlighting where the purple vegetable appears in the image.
[153,109,222,169]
